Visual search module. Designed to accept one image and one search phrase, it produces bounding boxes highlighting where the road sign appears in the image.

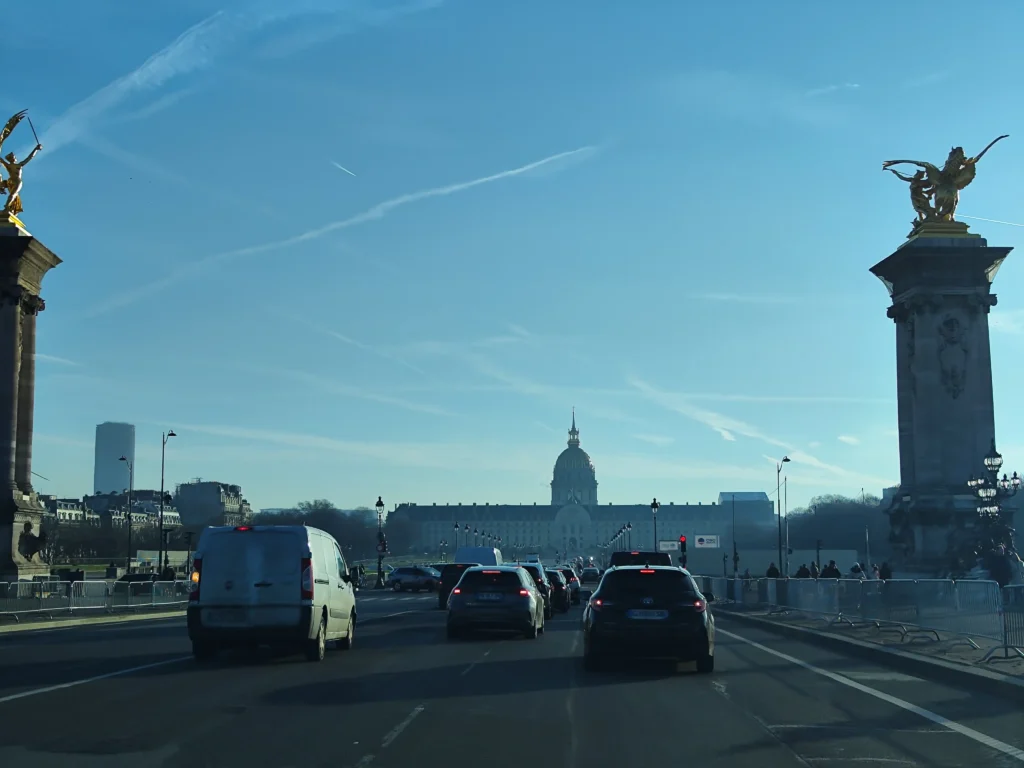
[658,540,680,552]
[695,535,720,549]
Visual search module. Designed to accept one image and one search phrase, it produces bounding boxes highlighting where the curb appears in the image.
[718,609,1024,705]
[0,609,186,634]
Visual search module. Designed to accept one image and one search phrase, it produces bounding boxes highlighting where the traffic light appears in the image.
[679,535,687,554]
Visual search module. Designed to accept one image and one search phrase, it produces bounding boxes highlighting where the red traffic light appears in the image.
[679,535,687,543]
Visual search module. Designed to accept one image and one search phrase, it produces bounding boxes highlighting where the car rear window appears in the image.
[520,565,544,581]
[441,564,475,581]
[459,570,522,590]
[546,570,565,583]
[601,569,696,599]
[559,569,577,581]
[609,551,672,566]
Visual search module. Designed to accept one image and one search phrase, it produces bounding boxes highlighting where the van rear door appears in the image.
[200,527,304,627]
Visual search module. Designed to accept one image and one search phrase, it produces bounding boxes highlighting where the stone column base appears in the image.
[0,490,50,582]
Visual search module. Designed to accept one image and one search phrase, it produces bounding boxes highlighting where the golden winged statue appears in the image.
[883,135,1008,229]
[0,110,44,220]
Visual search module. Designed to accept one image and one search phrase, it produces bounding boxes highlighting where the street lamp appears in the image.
[651,498,660,549]
[731,493,739,577]
[776,456,790,574]
[967,439,1021,553]
[453,521,460,549]
[119,455,134,570]
[158,429,176,573]
[375,496,386,589]
[473,527,479,545]
[626,522,632,549]
[439,539,448,560]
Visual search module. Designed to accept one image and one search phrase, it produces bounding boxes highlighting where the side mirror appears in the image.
[342,572,352,584]
[704,592,716,603]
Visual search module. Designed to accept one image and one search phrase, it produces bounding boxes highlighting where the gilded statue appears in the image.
[0,110,43,219]
[883,135,1008,228]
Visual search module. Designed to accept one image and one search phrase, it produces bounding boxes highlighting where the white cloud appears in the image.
[35,353,79,366]
[84,145,598,318]
[37,1,440,159]
[632,434,675,447]
[805,83,860,98]
[271,369,453,416]
[838,435,860,445]
[691,292,801,305]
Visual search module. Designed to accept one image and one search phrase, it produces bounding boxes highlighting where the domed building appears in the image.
[390,412,773,560]
[551,411,597,506]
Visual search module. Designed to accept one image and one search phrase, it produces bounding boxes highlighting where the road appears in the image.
[0,595,1021,767]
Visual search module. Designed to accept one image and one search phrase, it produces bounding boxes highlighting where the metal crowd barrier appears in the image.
[0,580,189,622]
[693,575,1024,663]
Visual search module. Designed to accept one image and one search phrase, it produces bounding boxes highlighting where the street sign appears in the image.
[658,540,680,552]
[695,535,720,549]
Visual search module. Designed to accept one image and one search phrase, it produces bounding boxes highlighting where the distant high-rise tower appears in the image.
[94,422,135,494]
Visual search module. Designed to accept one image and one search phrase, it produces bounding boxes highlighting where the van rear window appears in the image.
[602,569,696,599]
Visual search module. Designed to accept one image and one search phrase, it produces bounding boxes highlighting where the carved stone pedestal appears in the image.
[0,222,61,582]
[871,225,1012,574]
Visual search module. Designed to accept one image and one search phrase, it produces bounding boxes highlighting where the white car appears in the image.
[186,524,357,662]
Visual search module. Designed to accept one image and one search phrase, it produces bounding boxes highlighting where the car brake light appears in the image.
[189,557,202,602]
[452,588,461,594]
[482,570,500,574]
[630,551,639,555]
[640,569,656,574]
[234,526,252,531]
[519,589,530,596]
[300,557,314,600]
[694,600,706,613]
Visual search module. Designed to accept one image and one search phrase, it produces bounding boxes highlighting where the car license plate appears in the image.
[206,608,247,625]
[478,593,502,602]
[626,609,668,620]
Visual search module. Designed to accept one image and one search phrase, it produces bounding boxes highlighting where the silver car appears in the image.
[447,566,545,640]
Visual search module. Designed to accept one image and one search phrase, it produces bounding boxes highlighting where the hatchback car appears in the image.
[558,567,582,604]
[447,566,545,639]
[437,562,480,608]
[517,562,554,619]
[582,565,715,673]
[545,569,572,612]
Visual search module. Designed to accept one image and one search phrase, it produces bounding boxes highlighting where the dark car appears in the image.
[558,567,582,604]
[447,566,545,639]
[437,562,480,608]
[582,566,715,673]
[517,562,554,619]
[387,566,439,592]
[608,550,673,567]
[580,566,601,584]
[545,569,571,612]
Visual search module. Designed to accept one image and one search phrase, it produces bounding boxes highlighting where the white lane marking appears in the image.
[0,656,191,705]
[769,724,951,734]
[803,760,915,764]
[841,671,922,683]
[718,628,1024,762]
[566,632,581,768]
[460,647,493,677]
[381,704,425,749]
[353,755,374,767]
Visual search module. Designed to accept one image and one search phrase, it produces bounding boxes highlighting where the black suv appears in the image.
[437,562,480,608]
[582,566,715,673]
[517,562,554,619]
[608,551,673,567]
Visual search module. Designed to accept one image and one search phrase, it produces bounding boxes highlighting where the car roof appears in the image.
[464,565,523,572]
[607,564,688,574]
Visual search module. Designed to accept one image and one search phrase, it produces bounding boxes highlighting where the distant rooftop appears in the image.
[717,492,771,503]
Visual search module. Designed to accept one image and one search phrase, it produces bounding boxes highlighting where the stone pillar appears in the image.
[871,224,1012,572]
[15,295,42,493]
[0,228,61,582]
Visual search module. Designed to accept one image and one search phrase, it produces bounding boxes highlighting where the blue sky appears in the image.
[14,0,1024,512]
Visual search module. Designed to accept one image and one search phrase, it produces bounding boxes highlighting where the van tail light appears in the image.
[301,557,314,600]
[452,588,461,595]
[189,558,202,602]
[519,589,530,596]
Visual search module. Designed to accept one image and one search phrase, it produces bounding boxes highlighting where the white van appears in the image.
[453,546,503,565]
[186,524,357,662]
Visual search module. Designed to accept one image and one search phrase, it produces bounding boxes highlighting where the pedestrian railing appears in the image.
[0,580,190,622]
[693,575,1024,663]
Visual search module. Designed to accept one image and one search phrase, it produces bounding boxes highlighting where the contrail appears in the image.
[84,144,598,317]
[958,214,1024,228]
[332,161,357,177]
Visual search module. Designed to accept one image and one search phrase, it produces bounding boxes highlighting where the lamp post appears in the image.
[967,439,1021,557]
[776,456,790,574]
[158,429,176,573]
[119,455,134,570]
[453,521,460,549]
[626,521,631,549]
[650,498,659,549]
[731,493,739,577]
[439,539,448,561]
[375,496,386,589]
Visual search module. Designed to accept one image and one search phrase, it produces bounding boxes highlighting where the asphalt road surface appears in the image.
[0,598,1021,768]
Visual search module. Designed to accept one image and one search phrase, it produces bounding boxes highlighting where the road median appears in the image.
[717,606,1024,705]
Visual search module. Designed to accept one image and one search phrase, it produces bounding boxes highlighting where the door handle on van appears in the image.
[254,581,273,588]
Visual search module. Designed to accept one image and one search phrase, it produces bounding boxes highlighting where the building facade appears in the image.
[391,415,774,556]
[93,422,135,495]
[175,480,253,528]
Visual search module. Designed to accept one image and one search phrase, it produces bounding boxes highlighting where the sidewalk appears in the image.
[0,606,186,634]
[716,604,1024,703]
